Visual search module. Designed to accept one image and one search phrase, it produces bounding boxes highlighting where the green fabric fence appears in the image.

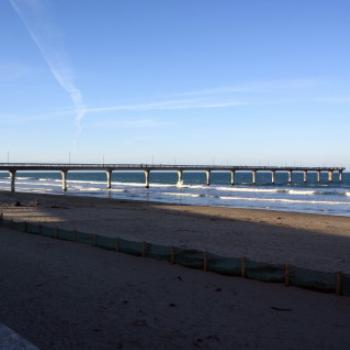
[0,215,346,297]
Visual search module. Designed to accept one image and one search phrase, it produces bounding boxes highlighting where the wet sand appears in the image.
[1,191,350,273]
[1,227,350,350]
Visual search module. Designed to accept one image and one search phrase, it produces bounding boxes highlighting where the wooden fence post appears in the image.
[114,238,120,252]
[240,257,246,278]
[284,264,290,287]
[170,247,176,264]
[336,272,343,296]
[142,242,148,257]
[203,252,208,272]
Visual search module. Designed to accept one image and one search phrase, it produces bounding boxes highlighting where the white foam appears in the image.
[181,184,207,189]
[76,187,103,192]
[16,180,61,188]
[12,186,54,193]
[288,190,315,196]
[163,192,200,198]
[66,179,105,185]
[39,178,58,182]
[147,183,176,188]
[217,186,282,194]
[109,188,125,193]
[113,181,146,187]
[176,180,184,187]
[219,195,348,206]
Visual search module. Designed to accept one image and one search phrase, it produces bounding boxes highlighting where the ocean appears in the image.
[0,170,349,217]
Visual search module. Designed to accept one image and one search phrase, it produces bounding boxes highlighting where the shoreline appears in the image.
[2,188,350,220]
[1,173,350,218]
[1,190,350,273]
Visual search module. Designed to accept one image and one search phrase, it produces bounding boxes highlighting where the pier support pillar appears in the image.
[205,171,211,186]
[9,170,16,193]
[328,170,333,183]
[177,170,183,187]
[230,170,236,186]
[106,170,112,189]
[252,171,256,185]
[287,171,292,184]
[144,170,150,188]
[271,171,276,185]
[303,171,308,184]
[316,171,321,184]
[60,170,68,192]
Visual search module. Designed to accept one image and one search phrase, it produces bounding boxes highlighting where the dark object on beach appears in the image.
[177,275,183,281]
[14,201,21,207]
[50,205,69,209]
[270,306,292,312]
[216,288,222,292]
[169,303,176,307]
[193,338,204,347]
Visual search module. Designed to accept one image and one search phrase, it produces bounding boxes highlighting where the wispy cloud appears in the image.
[83,78,318,115]
[163,78,319,98]
[85,98,245,114]
[3,77,319,125]
[0,96,243,128]
[9,0,86,140]
[2,62,325,129]
[91,118,174,129]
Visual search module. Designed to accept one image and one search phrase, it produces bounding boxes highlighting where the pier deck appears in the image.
[0,163,346,192]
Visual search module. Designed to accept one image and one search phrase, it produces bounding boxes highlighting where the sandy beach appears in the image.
[1,191,350,274]
[1,226,350,350]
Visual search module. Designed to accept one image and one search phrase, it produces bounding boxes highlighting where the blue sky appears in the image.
[1,0,350,167]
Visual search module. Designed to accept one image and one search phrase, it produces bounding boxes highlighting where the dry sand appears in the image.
[1,191,350,273]
[1,227,350,350]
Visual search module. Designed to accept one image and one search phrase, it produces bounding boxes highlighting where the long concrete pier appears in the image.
[0,164,345,192]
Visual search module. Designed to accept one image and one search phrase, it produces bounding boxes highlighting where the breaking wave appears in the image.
[0,172,349,217]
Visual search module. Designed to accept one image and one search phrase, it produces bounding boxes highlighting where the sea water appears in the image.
[0,171,349,217]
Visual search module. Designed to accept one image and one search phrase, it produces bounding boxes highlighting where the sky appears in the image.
[1,0,350,167]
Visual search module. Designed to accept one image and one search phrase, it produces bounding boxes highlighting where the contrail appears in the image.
[9,0,86,140]
[85,99,245,114]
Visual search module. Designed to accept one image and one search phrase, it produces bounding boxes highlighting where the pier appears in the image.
[0,164,345,192]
